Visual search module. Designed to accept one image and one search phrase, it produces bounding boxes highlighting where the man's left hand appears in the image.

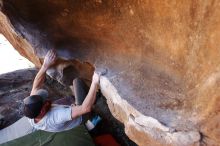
[42,49,57,69]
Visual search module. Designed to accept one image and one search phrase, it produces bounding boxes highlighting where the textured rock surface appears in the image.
[1,0,220,145]
[0,69,36,126]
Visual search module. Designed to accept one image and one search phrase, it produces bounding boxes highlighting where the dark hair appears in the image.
[23,95,43,119]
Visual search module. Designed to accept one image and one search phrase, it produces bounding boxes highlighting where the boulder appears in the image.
[1,0,220,145]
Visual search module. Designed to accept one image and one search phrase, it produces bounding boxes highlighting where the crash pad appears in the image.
[0,125,95,146]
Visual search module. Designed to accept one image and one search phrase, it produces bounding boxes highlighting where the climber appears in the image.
[23,49,101,132]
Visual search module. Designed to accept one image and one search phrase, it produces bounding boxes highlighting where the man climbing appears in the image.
[23,49,101,132]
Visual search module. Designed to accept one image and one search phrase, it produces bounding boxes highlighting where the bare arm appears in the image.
[71,72,100,119]
[30,50,56,95]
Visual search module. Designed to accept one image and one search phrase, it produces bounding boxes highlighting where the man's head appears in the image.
[23,95,43,119]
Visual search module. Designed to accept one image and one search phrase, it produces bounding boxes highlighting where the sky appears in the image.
[0,34,34,74]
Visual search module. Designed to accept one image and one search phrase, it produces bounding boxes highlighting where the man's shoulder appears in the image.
[47,105,72,118]
[45,105,72,124]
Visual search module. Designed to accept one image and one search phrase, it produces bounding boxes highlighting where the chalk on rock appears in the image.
[95,68,108,76]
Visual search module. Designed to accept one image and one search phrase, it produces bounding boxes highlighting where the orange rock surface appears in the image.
[1,0,220,145]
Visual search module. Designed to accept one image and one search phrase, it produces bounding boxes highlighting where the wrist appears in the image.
[41,63,49,70]
[92,80,99,86]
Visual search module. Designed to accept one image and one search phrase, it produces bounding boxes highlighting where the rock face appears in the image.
[0,69,36,126]
[0,0,220,145]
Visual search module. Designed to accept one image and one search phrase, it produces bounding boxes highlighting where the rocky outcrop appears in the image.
[0,69,37,126]
[1,0,220,145]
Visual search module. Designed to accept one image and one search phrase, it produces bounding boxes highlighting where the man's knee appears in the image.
[73,77,81,83]
[73,78,83,87]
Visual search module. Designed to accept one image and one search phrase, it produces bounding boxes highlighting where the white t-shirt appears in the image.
[29,104,82,132]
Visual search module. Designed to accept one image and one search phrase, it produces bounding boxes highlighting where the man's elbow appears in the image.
[71,105,91,119]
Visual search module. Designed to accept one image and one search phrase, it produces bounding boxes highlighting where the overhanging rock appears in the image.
[1,0,220,145]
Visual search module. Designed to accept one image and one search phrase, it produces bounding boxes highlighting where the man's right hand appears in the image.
[31,49,57,95]
[42,49,57,69]
[92,72,100,85]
